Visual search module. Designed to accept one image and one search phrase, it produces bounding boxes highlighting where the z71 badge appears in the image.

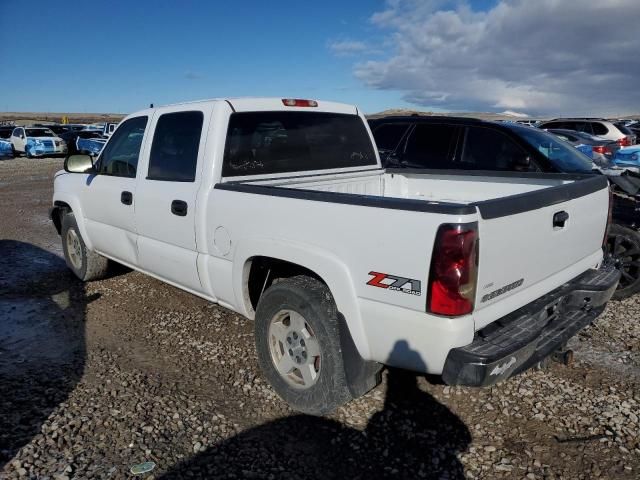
[367,271,422,296]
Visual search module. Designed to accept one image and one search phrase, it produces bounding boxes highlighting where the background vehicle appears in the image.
[613,146,640,168]
[537,118,637,147]
[60,129,104,154]
[369,116,640,298]
[51,98,617,414]
[545,128,620,167]
[10,127,67,158]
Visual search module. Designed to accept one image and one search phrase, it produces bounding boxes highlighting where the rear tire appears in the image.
[61,212,109,281]
[254,275,352,415]
[606,224,640,300]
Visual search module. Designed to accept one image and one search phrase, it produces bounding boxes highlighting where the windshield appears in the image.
[26,128,55,137]
[505,125,593,173]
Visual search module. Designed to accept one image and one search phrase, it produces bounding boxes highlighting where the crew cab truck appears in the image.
[51,98,619,414]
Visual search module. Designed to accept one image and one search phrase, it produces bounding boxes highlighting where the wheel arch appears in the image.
[234,240,370,361]
[51,193,94,250]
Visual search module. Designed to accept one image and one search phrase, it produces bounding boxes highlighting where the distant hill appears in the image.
[0,111,125,125]
[367,109,640,121]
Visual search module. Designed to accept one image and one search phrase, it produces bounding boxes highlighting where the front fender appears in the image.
[233,237,371,360]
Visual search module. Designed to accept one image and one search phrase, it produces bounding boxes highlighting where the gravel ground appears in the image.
[0,157,638,479]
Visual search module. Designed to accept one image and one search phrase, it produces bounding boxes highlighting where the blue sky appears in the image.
[0,0,498,114]
[2,1,635,117]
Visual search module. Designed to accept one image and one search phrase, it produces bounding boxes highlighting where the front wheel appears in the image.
[254,275,352,415]
[61,212,109,281]
[606,224,640,300]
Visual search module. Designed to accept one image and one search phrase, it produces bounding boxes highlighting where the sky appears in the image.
[0,0,637,117]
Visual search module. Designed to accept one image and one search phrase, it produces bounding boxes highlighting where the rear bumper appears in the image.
[442,264,620,386]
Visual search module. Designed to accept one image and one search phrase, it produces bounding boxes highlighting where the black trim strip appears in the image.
[225,100,236,113]
[214,183,476,215]
[475,175,608,220]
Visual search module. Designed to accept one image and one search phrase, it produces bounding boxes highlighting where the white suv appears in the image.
[538,118,636,147]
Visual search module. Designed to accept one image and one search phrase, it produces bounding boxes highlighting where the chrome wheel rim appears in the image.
[268,309,321,389]
[66,229,82,270]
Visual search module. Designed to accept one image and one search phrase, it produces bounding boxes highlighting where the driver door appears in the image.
[81,116,150,266]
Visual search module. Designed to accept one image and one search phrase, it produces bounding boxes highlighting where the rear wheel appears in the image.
[254,275,352,415]
[61,212,109,281]
[606,224,640,299]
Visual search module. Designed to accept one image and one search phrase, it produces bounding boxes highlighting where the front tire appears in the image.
[61,212,109,281]
[254,275,352,415]
[606,224,640,300]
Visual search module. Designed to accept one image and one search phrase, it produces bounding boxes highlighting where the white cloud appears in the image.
[328,39,369,57]
[353,0,640,115]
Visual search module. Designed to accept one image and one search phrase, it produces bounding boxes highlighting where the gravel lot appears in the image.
[0,157,639,479]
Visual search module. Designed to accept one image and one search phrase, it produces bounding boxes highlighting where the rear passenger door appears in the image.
[135,107,210,293]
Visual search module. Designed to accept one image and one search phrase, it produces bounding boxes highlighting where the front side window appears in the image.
[97,116,147,178]
[460,127,535,171]
[510,125,593,173]
[403,123,459,168]
[148,111,204,182]
[223,112,376,177]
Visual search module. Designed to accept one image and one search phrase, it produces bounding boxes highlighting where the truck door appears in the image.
[82,116,149,265]
[134,108,210,293]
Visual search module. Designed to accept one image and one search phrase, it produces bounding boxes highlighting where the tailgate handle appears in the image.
[553,211,569,228]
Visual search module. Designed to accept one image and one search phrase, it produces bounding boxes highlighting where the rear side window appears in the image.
[148,111,204,182]
[460,127,533,171]
[592,123,609,135]
[403,123,458,168]
[371,123,410,151]
[222,112,376,177]
[98,116,147,178]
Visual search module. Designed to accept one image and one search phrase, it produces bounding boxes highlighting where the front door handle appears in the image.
[553,210,569,228]
[171,200,188,216]
[121,191,133,205]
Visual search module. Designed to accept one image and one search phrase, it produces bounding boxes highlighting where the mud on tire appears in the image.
[254,275,352,415]
[61,212,109,281]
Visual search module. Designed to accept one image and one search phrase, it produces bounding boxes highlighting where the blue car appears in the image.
[0,139,13,158]
[10,127,68,158]
[614,146,640,168]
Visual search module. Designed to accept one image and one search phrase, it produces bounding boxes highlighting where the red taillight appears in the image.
[593,145,610,155]
[282,98,318,107]
[618,136,632,147]
[428,224,478,316]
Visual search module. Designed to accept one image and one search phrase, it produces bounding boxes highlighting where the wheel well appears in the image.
[246,257,324,310]
[51,201,71,234]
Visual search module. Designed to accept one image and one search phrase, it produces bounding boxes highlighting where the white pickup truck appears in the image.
[51,97,619,414]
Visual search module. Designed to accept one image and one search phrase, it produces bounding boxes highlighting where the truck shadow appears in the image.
[160,340,471,479]
[0,240,89,468]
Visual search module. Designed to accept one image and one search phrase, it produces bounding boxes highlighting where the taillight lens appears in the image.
[618,136,632,147]
[428,224,478,316]
[593,145,609,155]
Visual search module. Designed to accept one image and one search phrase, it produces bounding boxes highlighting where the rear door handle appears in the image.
[121,191,133,205]
[553,210,569,228]
[171,200,188,216]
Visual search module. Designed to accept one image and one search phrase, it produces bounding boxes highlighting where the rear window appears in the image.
[614,122,633,135]
[222,112,376,177]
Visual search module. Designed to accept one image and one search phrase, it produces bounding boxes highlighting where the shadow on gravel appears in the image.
[161,340,471,479]
[0,240,89,468]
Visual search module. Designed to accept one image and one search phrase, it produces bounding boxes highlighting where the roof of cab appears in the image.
[161,97,359,115]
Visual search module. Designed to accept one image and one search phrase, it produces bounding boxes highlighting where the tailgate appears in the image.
[473,176,609,327]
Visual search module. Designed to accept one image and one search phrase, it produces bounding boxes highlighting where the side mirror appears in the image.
[64,154,95,174]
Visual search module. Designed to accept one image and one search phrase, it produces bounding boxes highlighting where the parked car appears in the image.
[613,146,640,168]
[545,128,620,167]
[59,129,105,155]
[77,136,107,156]
[51,97,618,414]
[0,125,15,140]
[537,118,636,147]
[10,127,68,158]
[368,116,640,298]
[0,138,13,158]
